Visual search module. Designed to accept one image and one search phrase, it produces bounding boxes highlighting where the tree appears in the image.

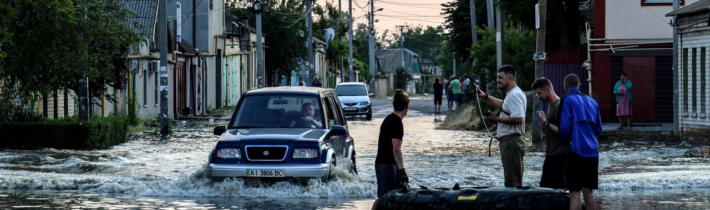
[400,25,445,66]
[469,26,536,91]
[441,0,489,63]
[0,0,142,107]
[229,0,308,85]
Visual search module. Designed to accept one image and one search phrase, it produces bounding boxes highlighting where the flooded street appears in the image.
[1,98,709,209]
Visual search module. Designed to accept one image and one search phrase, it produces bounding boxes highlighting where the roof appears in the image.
[178,40,198,55]
[244,86,334,96]
[122,0,159,42]
[666,0,710,16]
[375,48,421,74]
[336,82,367,86]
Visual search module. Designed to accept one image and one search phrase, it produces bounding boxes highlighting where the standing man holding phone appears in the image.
[472,65,528,187]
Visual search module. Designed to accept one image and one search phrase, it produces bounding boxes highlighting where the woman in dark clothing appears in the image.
[433,78,443,114]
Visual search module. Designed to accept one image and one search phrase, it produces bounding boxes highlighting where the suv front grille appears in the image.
[245,146,288,161]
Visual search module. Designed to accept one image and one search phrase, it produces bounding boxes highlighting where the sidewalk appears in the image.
[602,122,674,135]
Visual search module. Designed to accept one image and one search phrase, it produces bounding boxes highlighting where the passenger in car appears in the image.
[289,102,323,128]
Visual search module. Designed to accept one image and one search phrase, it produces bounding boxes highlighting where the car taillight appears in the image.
[292,148,319,159]
[217,148,241,159]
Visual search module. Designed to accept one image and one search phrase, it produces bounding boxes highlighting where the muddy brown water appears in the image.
[0,99,709,209]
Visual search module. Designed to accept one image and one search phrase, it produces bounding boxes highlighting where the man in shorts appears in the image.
[532,77,566,189]
[559,74,602,210]
[433,78,444,114]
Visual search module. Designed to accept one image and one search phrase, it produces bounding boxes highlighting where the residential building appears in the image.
[375,48,422,94]
[667,0,710,138]
[587,0,698,123]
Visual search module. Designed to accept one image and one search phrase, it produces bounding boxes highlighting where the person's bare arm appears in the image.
[392,138,404,169]
[548,123,560,134]
[473,84,503,109]
[486,115,524,125]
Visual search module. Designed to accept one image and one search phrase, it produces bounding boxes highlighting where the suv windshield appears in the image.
[231,95,324,129]
[335,85,367,96]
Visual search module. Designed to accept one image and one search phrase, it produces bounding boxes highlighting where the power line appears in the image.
[378,0,443,6]
[385,9,446,17]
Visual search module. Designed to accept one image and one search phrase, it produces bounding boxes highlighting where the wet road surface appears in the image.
[0,98,709,209]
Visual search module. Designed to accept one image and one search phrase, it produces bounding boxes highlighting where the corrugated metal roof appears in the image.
[666,0,710,16]
[122,0,159,42]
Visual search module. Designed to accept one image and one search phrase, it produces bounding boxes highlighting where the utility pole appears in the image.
[487,0,494,29]
[369,0,376,84]
[159,0,169,138]
[255,0,264,89]
[307,0,314,83]
[396,25,407,67]
[348,0,353,82]
[673,0,680,135]
[496,2,504,68]
[532,0,546,142]
[470,0,477,73]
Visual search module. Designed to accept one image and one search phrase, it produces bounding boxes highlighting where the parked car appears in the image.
[207,87,358,184]
[335,82,374,120]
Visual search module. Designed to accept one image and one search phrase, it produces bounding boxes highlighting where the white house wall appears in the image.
[606,0,699,41]
[678,27,710,137]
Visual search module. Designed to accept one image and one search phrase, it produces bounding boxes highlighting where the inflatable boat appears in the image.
[375,186,572,210]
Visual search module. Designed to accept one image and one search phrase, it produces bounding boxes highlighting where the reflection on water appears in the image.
[0,190,374,209]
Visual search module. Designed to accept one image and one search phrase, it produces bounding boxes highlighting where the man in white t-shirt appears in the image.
[472,64,527,187]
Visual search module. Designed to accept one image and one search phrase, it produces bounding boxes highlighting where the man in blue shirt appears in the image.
[558,74,602,210]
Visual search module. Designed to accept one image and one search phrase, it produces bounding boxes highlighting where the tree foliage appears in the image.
[469,26,536,91]
[229,0,308,85]
[0,0,142,106]
[398,25,445,67]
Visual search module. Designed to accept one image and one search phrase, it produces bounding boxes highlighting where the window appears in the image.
[231,95,322,128]
[641,0,684,6]
[693,48,697,112]
[683,48,689,112]
[328,96,345,126]
[702,48,706,113]
[335,85,368,96]
[322,96,337,128]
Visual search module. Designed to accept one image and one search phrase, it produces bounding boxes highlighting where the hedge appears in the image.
[0,116,129,150]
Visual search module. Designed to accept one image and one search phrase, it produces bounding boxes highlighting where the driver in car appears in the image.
[290,102,323,128]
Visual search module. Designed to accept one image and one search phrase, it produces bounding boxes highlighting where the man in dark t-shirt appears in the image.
[433,78,443,114]
[532,77,566,189]
[373,89,410,205]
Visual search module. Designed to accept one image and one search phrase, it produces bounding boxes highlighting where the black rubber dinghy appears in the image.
[375,186,573,210]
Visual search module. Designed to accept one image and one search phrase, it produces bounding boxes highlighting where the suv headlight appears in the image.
[360,101,369,105]
[293,148,319,159]
[216,148,241,159]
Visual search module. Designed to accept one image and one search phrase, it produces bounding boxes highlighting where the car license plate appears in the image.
[247,169,285,177]
[345,107,357,111]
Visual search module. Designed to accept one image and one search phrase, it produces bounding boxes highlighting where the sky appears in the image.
[320,0,450,34]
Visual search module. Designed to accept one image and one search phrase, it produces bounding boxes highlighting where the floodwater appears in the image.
[1,99,709,209]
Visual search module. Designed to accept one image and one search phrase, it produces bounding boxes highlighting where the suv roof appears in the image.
[244,86,334,96]
[336,82,366,86]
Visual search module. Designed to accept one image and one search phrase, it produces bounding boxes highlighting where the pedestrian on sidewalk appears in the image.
[311,76,323,88]
[614,72,632,130]
[298,78,304,86]
[462,74,471,104]
[446,76,454,112]
[559,74,602,210]
[472,65,527,187]
[433,78,444,114]
[532,77,566,189]
[372,89,410,210]
[449,76,461,110]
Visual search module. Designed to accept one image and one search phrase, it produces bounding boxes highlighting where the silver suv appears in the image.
[335,82,374,120]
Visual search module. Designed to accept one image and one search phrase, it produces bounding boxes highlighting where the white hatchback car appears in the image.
[335,82,374,120]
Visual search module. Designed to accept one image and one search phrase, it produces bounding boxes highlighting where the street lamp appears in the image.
[254,0,264,88]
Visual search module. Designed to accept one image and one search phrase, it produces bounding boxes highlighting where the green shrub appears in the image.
[0,115,129,150]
